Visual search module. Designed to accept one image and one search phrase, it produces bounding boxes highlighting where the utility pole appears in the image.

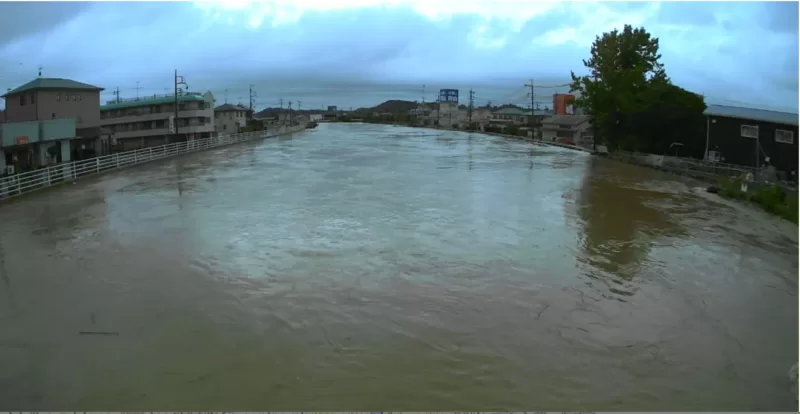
[287,101,293,125]
[422,84,426,104]
[173,69,188,143]
[468,89,475,125]
[113,87,120,103]
[135,81,141,100]
[524,79,535,126]
[436,96,441,128]
[248,84,256,120]
[279,98,284,124]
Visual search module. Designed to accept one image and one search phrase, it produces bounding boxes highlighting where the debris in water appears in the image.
[78,331,119,336]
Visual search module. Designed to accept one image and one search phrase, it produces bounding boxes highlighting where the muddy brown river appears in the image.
[0,123,796,411]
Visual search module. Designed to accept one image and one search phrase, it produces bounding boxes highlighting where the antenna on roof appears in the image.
[37,65,43,78]
[224,89,228,104]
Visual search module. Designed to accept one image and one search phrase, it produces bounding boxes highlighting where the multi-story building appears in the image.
[214,103,250,134]
[99,91,215,151]
[0,77,106,172]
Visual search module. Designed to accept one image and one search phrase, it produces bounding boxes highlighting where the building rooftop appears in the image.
[100,92,207,111]
[704,104,798,126]
[215,103,250,112]
[2,77,104,97]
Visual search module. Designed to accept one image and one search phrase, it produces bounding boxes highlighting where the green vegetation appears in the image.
[570,25,706,156]
[718,177,799,223]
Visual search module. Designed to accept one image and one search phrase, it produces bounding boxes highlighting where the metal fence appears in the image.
[0,125,305,200]
[609,150,792,185]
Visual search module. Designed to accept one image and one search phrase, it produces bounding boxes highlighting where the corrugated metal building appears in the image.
[704,104,798,178]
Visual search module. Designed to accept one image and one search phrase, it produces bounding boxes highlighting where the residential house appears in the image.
[490,108,552,126]
[0,77,105,172]
[540,115,593,146]
[214,103,251,134]
[704,104,798,181]
[99,91,215,151]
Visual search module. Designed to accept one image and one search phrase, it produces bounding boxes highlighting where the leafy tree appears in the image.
[570,25,706,153]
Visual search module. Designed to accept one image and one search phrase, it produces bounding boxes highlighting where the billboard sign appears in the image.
[439,89,459,103]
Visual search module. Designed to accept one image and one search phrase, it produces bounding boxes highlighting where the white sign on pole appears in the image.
[168,115,175,134]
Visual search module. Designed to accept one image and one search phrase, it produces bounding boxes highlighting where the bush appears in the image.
[717,177,798,223]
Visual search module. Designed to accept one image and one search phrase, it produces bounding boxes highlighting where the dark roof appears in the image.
[2,77,104,97]
[215,103,250,112]
[704,104,798,126]
[541,115,590,126]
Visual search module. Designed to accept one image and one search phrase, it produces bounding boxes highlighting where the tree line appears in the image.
[570,25,707,156]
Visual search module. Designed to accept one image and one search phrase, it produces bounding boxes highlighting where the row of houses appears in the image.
[0,76,260,175]
[410,97,798,178]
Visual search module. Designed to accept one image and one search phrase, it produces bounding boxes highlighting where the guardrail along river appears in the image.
[0,123,796,410]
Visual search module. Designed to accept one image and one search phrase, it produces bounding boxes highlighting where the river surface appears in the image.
[0,123,796,411]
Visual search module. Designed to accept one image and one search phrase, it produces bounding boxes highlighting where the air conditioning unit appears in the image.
[6,165,14,175]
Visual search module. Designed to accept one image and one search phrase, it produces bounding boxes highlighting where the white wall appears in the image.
[215,110,247,134]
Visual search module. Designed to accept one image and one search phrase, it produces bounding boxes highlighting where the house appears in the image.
[99,91,215,151]
[309,114,323,122]
[0,77,105,172]
[540,115,593,146]
[704,104,798,180]
[214,103,250,134]
[490,108,553,125]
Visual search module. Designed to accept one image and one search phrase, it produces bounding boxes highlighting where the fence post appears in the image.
[96,158,100,173]
[45,168,51,186]
[149,147,153,159]
[116,154,120,168]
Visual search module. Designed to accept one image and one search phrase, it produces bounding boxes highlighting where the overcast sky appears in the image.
[0,1,797,112]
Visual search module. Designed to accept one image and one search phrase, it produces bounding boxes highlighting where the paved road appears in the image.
[0,123,796,410]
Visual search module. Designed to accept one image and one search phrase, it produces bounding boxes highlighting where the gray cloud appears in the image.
[0,2,89,47]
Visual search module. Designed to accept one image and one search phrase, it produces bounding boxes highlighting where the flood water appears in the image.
[0,123,796,411]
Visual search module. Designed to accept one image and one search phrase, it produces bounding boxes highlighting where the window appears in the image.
[56,94,61,101]
[71,95,76,101]
[78,95,82,101]
[223,124,227,130]
[19,95,25,106]
[741,124,759,138]
[776,129,794,144]
[30,93,35,105]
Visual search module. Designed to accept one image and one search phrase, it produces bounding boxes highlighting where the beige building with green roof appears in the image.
[99,91,215,151]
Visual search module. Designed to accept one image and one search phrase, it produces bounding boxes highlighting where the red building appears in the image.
[552,93,575,115]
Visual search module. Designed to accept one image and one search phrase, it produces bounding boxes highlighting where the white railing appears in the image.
[0,124,306,200]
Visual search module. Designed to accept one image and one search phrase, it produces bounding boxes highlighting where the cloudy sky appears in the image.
[0,1,797,112]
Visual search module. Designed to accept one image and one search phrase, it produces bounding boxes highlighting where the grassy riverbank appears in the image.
[717,178,798,224]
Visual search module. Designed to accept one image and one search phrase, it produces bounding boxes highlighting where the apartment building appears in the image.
[99,91,215,151]
[0,77,106,172]
[214,103,250,134]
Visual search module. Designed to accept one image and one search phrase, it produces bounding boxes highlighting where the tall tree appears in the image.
[570,24,693,151]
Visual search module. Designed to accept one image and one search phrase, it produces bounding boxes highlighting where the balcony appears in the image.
[111,124,214,140]
[0,118,76,147]
[99,109,212,125]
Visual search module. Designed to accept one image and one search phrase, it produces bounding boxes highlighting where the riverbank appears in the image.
[714,177,799,224]
[0,124,308,201]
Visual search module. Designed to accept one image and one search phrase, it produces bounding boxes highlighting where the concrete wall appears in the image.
[4,89,101,127]
[215,110,247,134]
